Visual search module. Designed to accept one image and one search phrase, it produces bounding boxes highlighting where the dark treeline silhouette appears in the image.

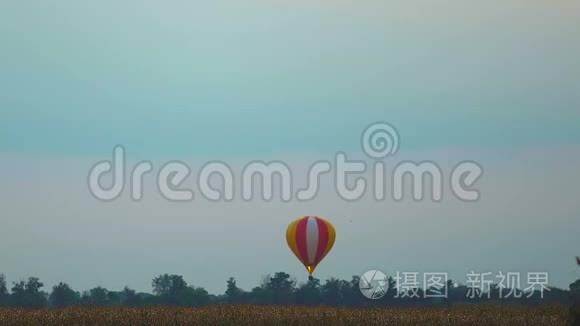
[0,272,579,308]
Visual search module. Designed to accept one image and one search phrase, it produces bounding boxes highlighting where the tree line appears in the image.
[1,272,579,308]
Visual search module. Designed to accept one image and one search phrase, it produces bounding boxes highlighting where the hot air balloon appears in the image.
[286,216,335,278]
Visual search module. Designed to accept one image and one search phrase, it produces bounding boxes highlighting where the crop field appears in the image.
[0,305,570,325]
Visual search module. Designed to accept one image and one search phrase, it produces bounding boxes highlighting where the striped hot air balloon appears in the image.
[286,216,336,276]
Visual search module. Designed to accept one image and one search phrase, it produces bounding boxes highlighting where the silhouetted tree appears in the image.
[249,286,269,304]
[295,277,321,306]
[570,279,580,294]
[0,274,9,306]
[225,277,243,304]
[152,274,189,305]
[83,286,109,306]
[0,272,578,308]
[10,277,47,308]
[122,286,142,306]
[181,286,210,306]
[107,291,122,306]
[49,282,79,307]
[265,272,295,305]
[570,275,580,325]
[321,278,344,306]
[341,276,362,307]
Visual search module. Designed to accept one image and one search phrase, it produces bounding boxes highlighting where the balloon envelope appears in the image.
[286,216,336,275]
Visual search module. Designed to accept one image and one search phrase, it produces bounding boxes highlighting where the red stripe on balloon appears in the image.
[295,217,309,264]
[315,217,329,263]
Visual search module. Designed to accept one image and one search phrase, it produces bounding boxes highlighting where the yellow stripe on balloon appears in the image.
[323,218,335,259]
[286,219,304,264]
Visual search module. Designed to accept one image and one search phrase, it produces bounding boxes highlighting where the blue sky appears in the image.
[2,1,579,158]
[0,1,579,294]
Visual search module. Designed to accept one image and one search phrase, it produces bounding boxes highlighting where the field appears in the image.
[0,305,571,325]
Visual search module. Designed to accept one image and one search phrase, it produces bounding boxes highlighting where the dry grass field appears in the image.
[0,305,570,325]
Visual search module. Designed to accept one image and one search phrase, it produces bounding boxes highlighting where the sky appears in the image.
[0,0,579,294]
